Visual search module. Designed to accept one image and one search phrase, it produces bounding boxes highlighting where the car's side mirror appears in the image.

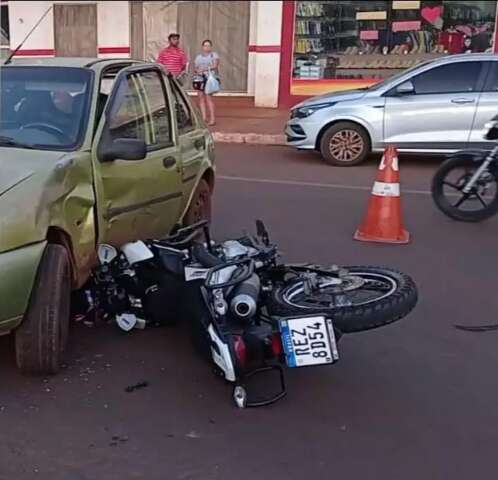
[99,138,147,162]
[395,80,415,96]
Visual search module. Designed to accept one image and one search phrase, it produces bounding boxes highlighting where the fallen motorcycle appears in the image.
[432,114,498,222]
[86,221,418,408]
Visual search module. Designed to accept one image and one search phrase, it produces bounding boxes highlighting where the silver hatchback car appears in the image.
[286,53,498,166]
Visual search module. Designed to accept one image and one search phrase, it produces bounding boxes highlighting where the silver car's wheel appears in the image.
[320,122,370,166]
[330,130,364,162]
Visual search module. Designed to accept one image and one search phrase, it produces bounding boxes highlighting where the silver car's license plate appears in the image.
[280,316,339,368]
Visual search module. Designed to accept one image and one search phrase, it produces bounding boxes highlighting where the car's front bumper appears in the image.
[0,241,46,333]
[285,116,322,150]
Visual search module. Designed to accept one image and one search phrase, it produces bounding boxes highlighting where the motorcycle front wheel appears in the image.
[431,156,498,222]
[267,266,417,334]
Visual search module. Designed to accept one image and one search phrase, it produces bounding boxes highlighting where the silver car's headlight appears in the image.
[291,102,337,119]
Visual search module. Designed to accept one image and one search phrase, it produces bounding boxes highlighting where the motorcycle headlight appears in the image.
[291,102,337,119]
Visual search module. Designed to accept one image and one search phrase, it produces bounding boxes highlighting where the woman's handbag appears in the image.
[192,74,205,91]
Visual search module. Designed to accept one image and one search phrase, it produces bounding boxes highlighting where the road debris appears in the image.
[125,381,149,393]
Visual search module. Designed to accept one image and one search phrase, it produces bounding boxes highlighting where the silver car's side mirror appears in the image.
[396,80,415,95]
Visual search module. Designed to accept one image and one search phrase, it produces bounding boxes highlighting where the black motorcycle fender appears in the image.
[446,149,487,163]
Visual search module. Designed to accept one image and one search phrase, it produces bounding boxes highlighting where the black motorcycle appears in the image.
[87,221,418,408]
[432,115,498,222]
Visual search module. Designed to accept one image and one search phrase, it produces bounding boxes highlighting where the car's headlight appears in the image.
[291,102,337,119]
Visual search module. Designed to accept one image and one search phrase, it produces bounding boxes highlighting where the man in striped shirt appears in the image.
[157,33,188,84]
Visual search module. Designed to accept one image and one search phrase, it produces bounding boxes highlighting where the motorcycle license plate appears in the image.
[279,316,339,368]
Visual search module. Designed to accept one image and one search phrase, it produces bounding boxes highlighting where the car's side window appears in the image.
[411,62,482,95]
[136,70,173,148]
[483,62,498,92]
[170,79,194,134]
[107,74,147,142]
[105,70,172,149]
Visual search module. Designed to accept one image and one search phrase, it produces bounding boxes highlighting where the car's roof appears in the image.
[9,57,145,69]
[435,53,498,63]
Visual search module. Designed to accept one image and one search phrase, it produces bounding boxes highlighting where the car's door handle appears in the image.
[163,156,176,168]
[451,98,475,104]
[194,138,206,150]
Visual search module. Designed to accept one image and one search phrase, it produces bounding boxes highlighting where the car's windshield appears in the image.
[0,66,92,150]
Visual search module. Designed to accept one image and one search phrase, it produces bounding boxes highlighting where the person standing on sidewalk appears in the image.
[157,33,188,85]
[193,39,219,126]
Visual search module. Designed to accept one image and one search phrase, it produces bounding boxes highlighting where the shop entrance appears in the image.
[131,1,250,92]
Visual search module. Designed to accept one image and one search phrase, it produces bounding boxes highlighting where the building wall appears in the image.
[8,0,54,55]
[6,0,283,107]
[96,1,130,57]
[250,0,283,107]
[8,1,130,57]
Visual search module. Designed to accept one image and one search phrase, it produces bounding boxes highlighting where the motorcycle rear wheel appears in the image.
[432,156,498,222]
[267,266,417,334]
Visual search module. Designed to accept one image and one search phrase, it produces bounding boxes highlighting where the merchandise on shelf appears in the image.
[292,0,497,83]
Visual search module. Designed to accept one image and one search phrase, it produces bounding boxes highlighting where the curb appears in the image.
[212,131,286,146]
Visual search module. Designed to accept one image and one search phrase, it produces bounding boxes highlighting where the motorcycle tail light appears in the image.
[233,335,248,367]
[271,334,283,357]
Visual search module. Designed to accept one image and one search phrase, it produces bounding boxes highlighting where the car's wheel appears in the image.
[184,178,212,225]
[15,244,71,375]
[320,122,370,166]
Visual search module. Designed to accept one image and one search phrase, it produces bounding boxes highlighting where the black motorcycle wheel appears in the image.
[432,156,498,222]
[267,266,417,334]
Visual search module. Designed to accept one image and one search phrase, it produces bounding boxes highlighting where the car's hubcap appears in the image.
[329,130,364,162]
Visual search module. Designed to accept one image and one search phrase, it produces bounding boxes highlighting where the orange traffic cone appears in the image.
[354,146,410,244]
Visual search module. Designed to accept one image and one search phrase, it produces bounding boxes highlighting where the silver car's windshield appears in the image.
[0,66,92,150]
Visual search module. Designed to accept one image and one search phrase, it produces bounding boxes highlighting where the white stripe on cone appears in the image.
[372,181,400,197]
[379,155,399,171]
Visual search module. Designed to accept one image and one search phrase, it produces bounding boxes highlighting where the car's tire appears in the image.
[319,122,370,166]
[15,244,71,375]
[184,178,212,225]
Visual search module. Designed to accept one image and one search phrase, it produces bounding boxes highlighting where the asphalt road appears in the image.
[2,145,498,480]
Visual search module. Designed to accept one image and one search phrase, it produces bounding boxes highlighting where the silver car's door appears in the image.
[383,61,484,152]
[470,61,498,149]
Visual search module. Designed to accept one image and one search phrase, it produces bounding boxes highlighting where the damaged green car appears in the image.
[0,58,215,374]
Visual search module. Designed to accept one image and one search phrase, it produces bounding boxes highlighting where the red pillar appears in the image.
[278,0,296,107]
[494,1,498,52]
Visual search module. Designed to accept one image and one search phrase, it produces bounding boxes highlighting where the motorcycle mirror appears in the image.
[256,219,270,246]
[97,244,118,264]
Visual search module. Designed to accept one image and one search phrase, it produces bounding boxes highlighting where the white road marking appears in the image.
[218,175,432,196]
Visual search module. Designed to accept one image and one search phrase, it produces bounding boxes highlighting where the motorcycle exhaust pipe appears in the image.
[230,274,260,319]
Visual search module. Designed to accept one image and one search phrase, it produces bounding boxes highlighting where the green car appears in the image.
[0,58,215,374]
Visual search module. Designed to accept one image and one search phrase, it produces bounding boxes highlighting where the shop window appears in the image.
[291,1,497,96]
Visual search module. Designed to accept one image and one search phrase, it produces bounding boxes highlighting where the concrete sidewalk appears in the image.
[206,96,288,145]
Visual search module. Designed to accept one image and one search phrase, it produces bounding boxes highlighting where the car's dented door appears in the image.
[92,65,182,246]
